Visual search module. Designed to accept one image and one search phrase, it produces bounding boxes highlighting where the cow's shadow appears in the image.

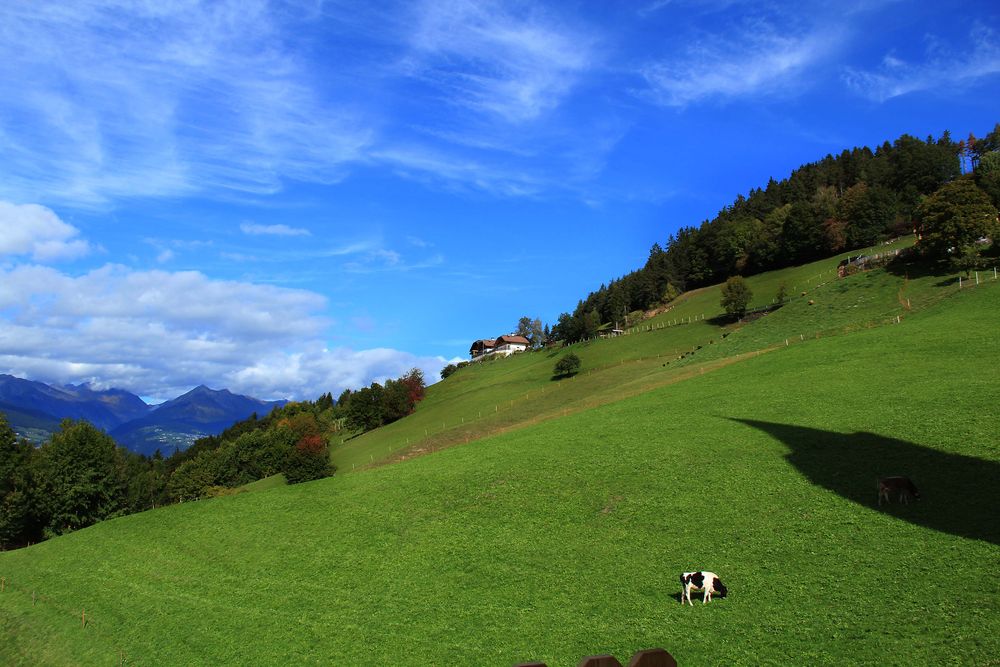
[667,591,725,604]
[733,419,1000,546]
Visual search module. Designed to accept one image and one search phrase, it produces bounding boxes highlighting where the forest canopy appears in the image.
[551,126,1000,344]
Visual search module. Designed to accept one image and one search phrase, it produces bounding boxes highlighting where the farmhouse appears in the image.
[469,334,530,360]
[469,339,496,359]
[493,335,530,356]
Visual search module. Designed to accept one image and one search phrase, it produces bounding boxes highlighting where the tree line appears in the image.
[334,368,427,434]
[551,125,1000,343]
[0,394,343,549]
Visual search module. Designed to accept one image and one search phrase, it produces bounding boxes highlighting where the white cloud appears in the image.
[240,222,312,237]
[0,262,447,401]
[0,1,617,204]
[639,21,840,107]
[372,145,547,197]
[843,24,1000,102]
[0,201,91,261]
[406,0,596,123]
[0,1,373,206]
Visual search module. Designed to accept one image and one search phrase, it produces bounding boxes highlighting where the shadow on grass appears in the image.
[666,591,727,604]
[885,254,950,281]
[734,419,1000,546]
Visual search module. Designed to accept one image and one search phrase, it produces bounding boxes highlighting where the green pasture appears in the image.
[332,236,977,474]
[1,268,998,665]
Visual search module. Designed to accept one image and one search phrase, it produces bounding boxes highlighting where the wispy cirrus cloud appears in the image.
[639,20,842,107]
[0,1,372,206]
[405,0,597,124]
[372,145,548,197]
[365,0,624,198]
[843,24,1000,102]
[0,1,625,207]
[240,222,312,237]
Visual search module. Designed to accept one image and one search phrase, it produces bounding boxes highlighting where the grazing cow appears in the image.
[878,476,921,506]
[679,571,727,605]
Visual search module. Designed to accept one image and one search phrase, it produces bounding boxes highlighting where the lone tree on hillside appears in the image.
[917,177,999,274]
[720,276,753,319]
[553,352,581,379]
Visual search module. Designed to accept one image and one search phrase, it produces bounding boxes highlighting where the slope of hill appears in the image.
[0,259,997,664]
[328,238,919,472]
[109,385,286,456]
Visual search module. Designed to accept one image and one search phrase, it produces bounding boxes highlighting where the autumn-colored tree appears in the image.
[284,433,332,483]
[401,368,426,405]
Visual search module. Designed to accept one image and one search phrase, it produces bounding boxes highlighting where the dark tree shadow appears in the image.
[706,314,735,327]
[733,419,1000,546]
[884,254,949,280]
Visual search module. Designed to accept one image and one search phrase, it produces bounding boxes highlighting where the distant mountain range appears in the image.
[0,374,285,456]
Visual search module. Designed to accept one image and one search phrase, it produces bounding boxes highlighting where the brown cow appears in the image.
[878,476,921,506]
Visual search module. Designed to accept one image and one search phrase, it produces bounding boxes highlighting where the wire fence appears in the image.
[356,266,1000,469]
[0,575,132,665]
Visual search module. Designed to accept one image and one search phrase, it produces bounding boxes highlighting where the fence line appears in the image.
[0,574,132,664]
[371,269,999,467]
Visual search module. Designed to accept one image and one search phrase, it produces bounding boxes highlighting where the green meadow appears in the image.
[1,253,999,665]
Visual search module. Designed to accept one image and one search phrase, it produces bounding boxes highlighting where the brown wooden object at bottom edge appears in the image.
[513,647,677,667]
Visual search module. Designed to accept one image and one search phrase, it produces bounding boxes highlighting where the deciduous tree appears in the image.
[553,352,581,378]
[36,419,127,536]
[720,276,753,319]
[917,178,999,267]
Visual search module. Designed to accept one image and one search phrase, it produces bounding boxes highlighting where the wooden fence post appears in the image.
[517,648,674,666]
[578,656,623,667]
[627,648,677,667]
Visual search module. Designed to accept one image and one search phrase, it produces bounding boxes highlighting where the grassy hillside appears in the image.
[1,254,998,665]
[329,238,921,472]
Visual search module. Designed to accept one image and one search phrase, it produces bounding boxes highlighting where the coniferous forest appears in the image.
[552,126,1000,343]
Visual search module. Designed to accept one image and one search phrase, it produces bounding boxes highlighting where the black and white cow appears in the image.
[877,476,921,506]
[679,571,727,605]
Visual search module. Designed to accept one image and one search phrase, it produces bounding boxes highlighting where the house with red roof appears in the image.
[469,334,530,360]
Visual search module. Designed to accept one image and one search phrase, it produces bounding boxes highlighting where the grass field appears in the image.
[1,254,998,665]
[328,236,939,473]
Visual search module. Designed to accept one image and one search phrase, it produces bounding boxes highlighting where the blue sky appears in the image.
[0,0,998,402]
